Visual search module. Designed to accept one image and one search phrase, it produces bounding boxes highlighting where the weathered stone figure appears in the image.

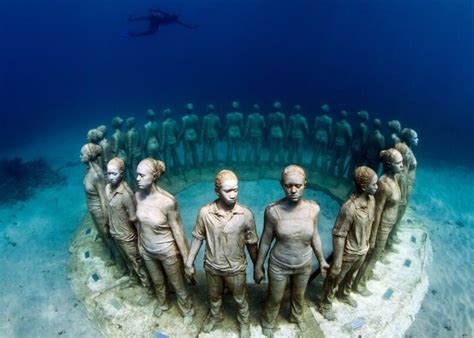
[185,170,258,338]
[143,109,161,159]
[225,101,245,163]
[400,128,418,200]
[125,117,142,190]
[353,149,403,295]
[97,125,113,171]
[328,110,352,177]
[87,128,105,170]
[180,103,200,169]
[267,101,286,166]
[310,104,333,170]
[161,108,183,172]
[244,104,266,164]
[254,165,329,336]
[387,120,402,149]
[201,104,221,166]
[135,158,194,323]
[287,105,309,165]
[365,119,385,173]
[105,157,154,304]
[319,166,378,320]
[110,117,125,158]
[347,110,370,175]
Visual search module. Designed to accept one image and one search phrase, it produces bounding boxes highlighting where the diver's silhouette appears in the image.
[125,9,198,37]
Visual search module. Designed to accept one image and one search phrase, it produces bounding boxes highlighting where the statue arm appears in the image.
[311,206,329,276]
[369,183,387,248]
[254,207,276,283]
[330,202,352,277]
[95,176,109,231]
[167,201,190,262]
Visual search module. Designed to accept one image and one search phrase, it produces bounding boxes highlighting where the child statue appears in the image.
[328,110,352,177]
[185,170,258,338]
[97,125,113,171]
[267,101,287,166]
[319,166,378,320]
[201,104,221,166]
[352,148,403,295]
[143,109,161,159]
[135,158,194,323]
[244,104,266,164]
[105,157,155,305]
[180,103,200,169]
[286,105,309,165]
[310,104,333,170]
[224,101,245,163]
[364,119,385,173]
[254,165,329,336]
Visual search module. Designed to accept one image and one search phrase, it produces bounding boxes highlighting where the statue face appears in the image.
[232,101,239,110]
[107,164,122,186]
[136,163,155,190]
[366,175,378,195]
[217,179,239,207]
[411,132,419,146]
[282,173,306,203]
[79,150,89,163]
[391,153,404,174]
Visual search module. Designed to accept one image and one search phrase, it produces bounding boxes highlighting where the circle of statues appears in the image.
[81,101,418,337]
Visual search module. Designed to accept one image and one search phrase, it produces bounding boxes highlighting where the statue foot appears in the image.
[319,307,336,321]
[386,245,399,254]
[380,255,391,264]
[183,313,193,326]
[261,327,273,337]
[202,315,222,333]
[291,320,307,332]
[338,295,358,308]
[153,304,169,318]
[353,285,372,297]
[137,291,154,306]
[239,325,250,338]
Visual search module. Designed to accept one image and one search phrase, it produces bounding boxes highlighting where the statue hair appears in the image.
[215,170,238,190]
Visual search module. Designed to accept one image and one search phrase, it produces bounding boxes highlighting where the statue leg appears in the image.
[335,254,366,306]
[262,266,288,330]
[191,142,199,168]
[206,271,225,322]
[296,138,304,165]
[184,141,191,169]
[225,273,250,328]
[140,251,170,313]
[226,139,232,163]
[211,139,218,164]
[289,263,311,329]
[117,239,152,289]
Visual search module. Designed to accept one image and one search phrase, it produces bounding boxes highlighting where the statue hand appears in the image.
[254,266,265,284]
[320,261,330,279]
[184,265,195,279]
[329,264,341,279]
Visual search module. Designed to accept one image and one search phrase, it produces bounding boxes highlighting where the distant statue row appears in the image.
[80,137,417,336]
[85,102,419,186]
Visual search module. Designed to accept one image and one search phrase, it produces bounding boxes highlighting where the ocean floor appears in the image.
[0,129,473,337]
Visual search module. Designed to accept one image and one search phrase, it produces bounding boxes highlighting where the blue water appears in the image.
[1,0,473,337]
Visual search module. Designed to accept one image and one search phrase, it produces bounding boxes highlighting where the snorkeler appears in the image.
[124,8,198,37]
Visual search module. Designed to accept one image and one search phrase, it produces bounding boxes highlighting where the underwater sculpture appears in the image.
[310,104,333,170]
[97,125,113,171]
[287,105,309,165]
[143,109,161,159]
[267,101,286,166]
[244,104,266,164]
[347,110,370,175]
[185,170,258,338]
[365,118,385,174]
[180,103,200,169]
[254,165,329,337]
[86,128,105,170]
[400,128,418,200]
[201,104,221,166]
[225,101,245,163]
[81,143,121,265]
[353,148,403,295]
[319,166,378,320]
[125,117,142,190]
[328,110,352,177]
[105,157,154,304]
[387,120,402,149]
[110,117,125,158]
[161,108,183,173]
[135,158,194,323]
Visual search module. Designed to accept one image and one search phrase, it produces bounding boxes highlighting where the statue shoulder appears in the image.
[306,199,320,217]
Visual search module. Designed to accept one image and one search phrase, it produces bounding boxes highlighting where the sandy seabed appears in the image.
[0,130,473,337]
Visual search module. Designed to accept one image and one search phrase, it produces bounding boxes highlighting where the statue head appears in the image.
[163,108,172,119]
[231,101,240,110]
[357,110,369,122]
[340,110,348,119]
[136,158,166,190]
[353,166,378,195]
[273,101,281,110]
[388,120,402,133]
[80,143,102,164]
[186,103,194,112]
[320,104,330,113]
[280,165,307,204]
[146,109,156,120]
[126,117,136,129]
[112,117,123,129]
[87,129,104,144]
[215,170,239,208]
[207,104,215,112]
[401,128,419,147]
[97,125,107,137]
[294,104,302,113]
[380,148,403,174]
[107,157,125,186]
[373,118,382,129]
[253,104,260,112]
